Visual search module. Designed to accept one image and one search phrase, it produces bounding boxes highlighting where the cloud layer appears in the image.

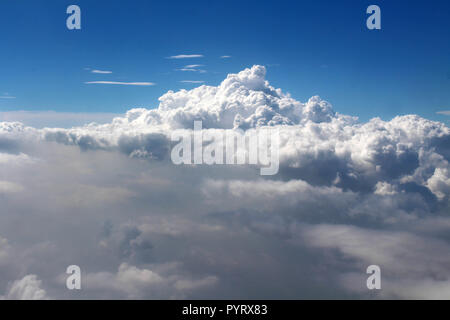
[0,65,449,299]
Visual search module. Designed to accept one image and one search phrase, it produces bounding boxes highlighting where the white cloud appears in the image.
[3,66,450,201]
[374,181,398,195]
[85,81,155,86]
[437,111,450,116]
[177,65,206,73]
[85,263,218,299]
[2,275,48,300]
[177,68,206,73]
[167,54,204,59]
[220,55,231,59]
[427,167,450,200]
[91,69,112,74]
[179,80,205,84]
[202,179,356,213]
[0,96,15,99]
[13,66,449,201]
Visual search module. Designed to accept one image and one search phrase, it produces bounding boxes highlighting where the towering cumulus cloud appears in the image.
[0,66,449,299]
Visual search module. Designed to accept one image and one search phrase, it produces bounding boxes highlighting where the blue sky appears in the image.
[0,0,449,123]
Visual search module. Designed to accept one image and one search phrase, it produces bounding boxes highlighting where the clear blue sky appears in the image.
[0,0,449,123]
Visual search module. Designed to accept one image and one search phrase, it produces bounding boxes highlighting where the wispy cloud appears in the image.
[177,68,207,73]
[437,111,450,116]
[178,68,196,72]
[0,94,15,99]
[85,81,155,86]
[220,55,231,59]
[0,110,121,128]
[91,69,113,74]
[177,64,206,73]
[180,80,204,84]
[167,54,204,59]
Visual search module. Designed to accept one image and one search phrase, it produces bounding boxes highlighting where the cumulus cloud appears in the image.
[36,66,450,196]
[85,263,218,299]
[0,65,449,299]
[1,275,48,300]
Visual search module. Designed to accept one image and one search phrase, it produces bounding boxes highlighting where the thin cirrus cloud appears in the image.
[177,68,207,73]
[437,110,450,116]
[177,64,206,73]
[0,96,15,99]
[180,80,204,84]
[166,54,204,59]
[85,81,155,86]
[91,69,113,74]
[220,55,231,58]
